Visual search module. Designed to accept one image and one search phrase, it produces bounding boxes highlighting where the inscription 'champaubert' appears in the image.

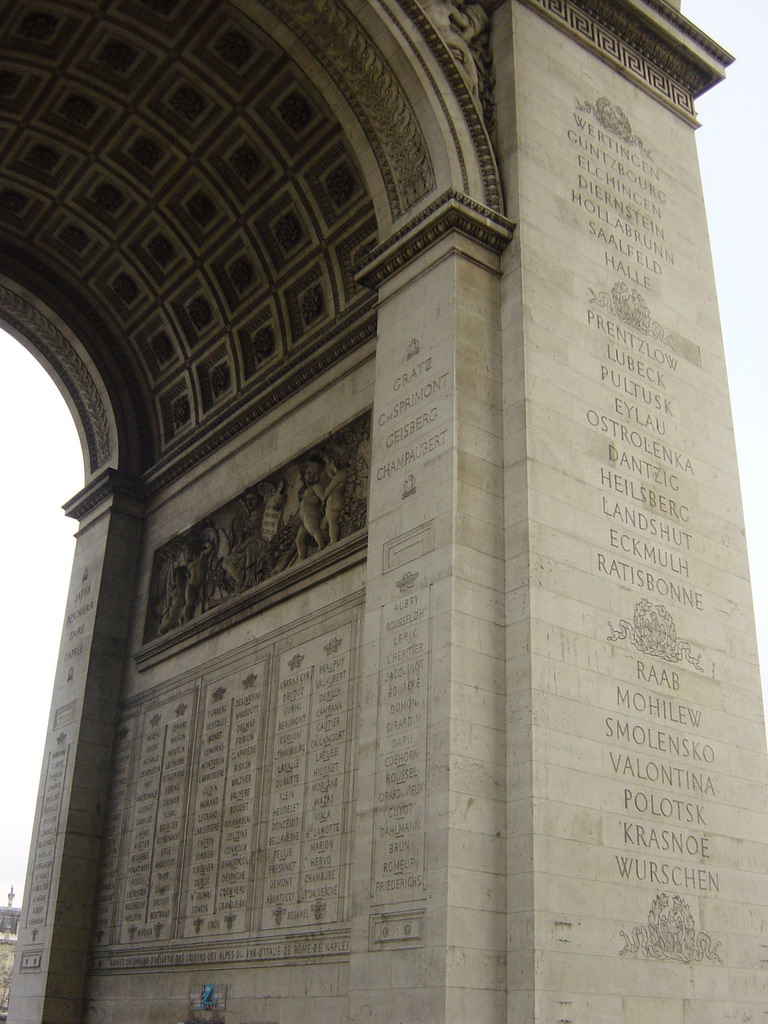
[375,342,451,484]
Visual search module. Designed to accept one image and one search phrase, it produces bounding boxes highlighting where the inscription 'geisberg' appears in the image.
[375,341,451,483]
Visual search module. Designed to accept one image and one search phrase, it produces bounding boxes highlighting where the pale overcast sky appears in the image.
[0,0,765,905]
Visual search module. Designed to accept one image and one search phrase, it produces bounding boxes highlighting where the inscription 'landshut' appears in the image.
[566,100,720,910]
[568,100,704,611]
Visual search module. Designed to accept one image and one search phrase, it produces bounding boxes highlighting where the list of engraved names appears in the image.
[565,98,718,898]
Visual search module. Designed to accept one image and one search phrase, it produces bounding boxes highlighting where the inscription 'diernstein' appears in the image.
[568,96,722,951]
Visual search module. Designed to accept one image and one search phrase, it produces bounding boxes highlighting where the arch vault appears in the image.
[3,2,767,1023]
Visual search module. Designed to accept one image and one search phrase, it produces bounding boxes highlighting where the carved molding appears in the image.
[258,0,435,218]
[356,189,514,288]
[0,283,111,471]
[63,468,145,521]
[395,0,501,211]
[520,0,733,123]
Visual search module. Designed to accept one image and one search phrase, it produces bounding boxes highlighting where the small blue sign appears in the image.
[200,984,215,1009]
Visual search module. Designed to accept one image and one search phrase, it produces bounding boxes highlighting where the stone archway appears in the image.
[0,0,502,480]
[7,3,761,1024]
[2,3,510,1022]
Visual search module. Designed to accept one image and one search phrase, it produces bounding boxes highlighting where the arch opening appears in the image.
[0,326,83,905]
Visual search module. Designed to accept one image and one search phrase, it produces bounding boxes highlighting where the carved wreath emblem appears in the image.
[620,892,722,964]
[589,282,673,347]
[607,599,702,672]
[576,96,651,156]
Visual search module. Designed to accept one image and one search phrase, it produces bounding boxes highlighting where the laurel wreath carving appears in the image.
[620,892,722,964]
[0,283,111,467]
[261,0,434,217]
[589,282,674,349]
[607,599,703,672]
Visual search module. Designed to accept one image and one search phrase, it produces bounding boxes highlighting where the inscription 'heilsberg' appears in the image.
[565,99,723,916]
[582,286,702,608]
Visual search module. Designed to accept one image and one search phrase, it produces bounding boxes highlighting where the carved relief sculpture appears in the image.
[420,0,496,133]
[146,413,370,640]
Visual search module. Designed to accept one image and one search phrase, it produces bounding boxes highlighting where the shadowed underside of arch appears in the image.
[0,0,501,483]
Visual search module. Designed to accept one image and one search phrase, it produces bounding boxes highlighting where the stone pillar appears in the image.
[349,193,514,1024]
[10,472,143,1024]
[494,1,768,1020]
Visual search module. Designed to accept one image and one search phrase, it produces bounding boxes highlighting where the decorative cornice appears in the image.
[355,189,514,288]
[621,0,734,68]
[63,469,145,521]
[520,0,733,124]
[0,283,111,471]
[258,0,435,217]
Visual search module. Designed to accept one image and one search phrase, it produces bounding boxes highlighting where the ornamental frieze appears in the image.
[144,413,370,641]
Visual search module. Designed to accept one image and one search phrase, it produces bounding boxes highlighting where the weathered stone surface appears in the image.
[4,2,765,1023]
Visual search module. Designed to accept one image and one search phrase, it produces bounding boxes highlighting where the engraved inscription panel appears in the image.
[26,739,70,930]
[263,625,352,929]
[120,692,196,943]
[372,588,429,900]
[182,667,265,937]
[92,609,358,961]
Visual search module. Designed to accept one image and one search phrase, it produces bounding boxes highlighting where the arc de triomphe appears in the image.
[1,1,766,1021]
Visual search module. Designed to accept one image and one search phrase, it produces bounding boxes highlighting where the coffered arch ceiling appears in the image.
[0,0,499,484]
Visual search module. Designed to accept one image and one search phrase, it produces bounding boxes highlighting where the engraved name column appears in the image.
[182,667,266,937]
[13,471,144,1024]
[350,195,512,1019]
[262,626,353,930]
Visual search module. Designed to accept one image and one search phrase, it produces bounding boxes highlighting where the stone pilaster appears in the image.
[11,472,143,1024]
[349,193,514,1023]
